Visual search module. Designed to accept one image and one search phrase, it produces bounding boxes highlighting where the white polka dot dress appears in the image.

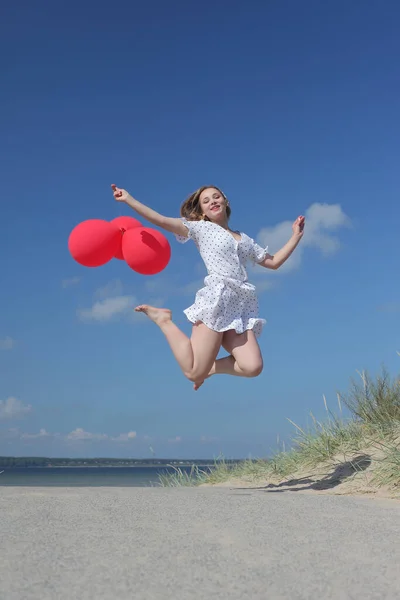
[175,219,269,337]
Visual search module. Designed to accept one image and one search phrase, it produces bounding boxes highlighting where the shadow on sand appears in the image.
[236,454,371,493]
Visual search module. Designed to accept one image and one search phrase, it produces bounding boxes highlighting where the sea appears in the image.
[0,466,208,487]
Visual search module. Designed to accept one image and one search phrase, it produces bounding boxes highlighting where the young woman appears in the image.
[111,184,305,390]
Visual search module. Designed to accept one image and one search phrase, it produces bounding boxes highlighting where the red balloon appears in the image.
[68,219,121,267]
[111,216,142,260]
[122,227,171,275]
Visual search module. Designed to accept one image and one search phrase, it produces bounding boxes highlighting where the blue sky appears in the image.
[1,0,399,459]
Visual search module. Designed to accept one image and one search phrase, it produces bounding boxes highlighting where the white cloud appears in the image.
[66,428,138,443]
[1,427,139,445]
[95,279,124,298]
[111,431,137,442]
[144,273,206,299]
[62,277,81,288]
[200,435,219,443]
[77,295,135,322]
[0,397,32,420]
[256,202,351,273]
[0,427,21,439]
[66,428,108,441]
[144,274,179,294]
[21,428,51,440]
[77,280,146,323]
[0,337,16,350]
[168,436,182,443]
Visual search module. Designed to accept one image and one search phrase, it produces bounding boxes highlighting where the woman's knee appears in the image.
[184,368,209,383]
[242,360,263,378]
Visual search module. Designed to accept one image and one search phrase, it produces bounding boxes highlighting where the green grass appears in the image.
[157,464,211,487]
[158,361,400,493]
[372,443,400,488]
[340,367,400,425]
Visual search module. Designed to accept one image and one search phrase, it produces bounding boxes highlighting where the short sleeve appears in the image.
[250,238,269,264]
[174,218,203,244]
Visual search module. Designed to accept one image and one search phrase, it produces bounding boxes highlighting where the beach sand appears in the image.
[1,486,400,599]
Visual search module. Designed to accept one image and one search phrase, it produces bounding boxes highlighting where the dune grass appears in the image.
[158,362,400,494]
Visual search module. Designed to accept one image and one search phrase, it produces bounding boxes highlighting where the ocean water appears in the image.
[0,466,204,487]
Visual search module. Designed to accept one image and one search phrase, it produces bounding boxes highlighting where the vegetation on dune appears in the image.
[158,360,400,495]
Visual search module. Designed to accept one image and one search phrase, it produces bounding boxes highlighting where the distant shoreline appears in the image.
[2,464,221,469]
[0,460,243,469]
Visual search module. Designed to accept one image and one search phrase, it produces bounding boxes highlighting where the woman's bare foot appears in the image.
[193,366,215,391]
[193,380,205,391]
[134,305,172,326]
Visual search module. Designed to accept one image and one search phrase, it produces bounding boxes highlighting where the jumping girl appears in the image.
[111,184,305,390]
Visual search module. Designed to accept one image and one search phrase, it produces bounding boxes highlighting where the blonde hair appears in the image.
[180,185,231,221]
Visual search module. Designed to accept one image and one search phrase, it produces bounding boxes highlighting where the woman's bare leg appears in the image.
[193,329,263,390]
[135,305,222,382]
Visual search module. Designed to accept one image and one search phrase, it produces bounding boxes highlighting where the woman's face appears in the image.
[199,187,228,222]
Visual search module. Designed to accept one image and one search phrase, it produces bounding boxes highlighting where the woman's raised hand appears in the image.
[111,184,130,203]
[292,215,305,237]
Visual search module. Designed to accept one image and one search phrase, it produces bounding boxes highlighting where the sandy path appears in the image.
[1,487,400,599]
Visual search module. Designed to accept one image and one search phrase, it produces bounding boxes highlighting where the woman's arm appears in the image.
[258,215,305,270]
[111,184,188,238]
